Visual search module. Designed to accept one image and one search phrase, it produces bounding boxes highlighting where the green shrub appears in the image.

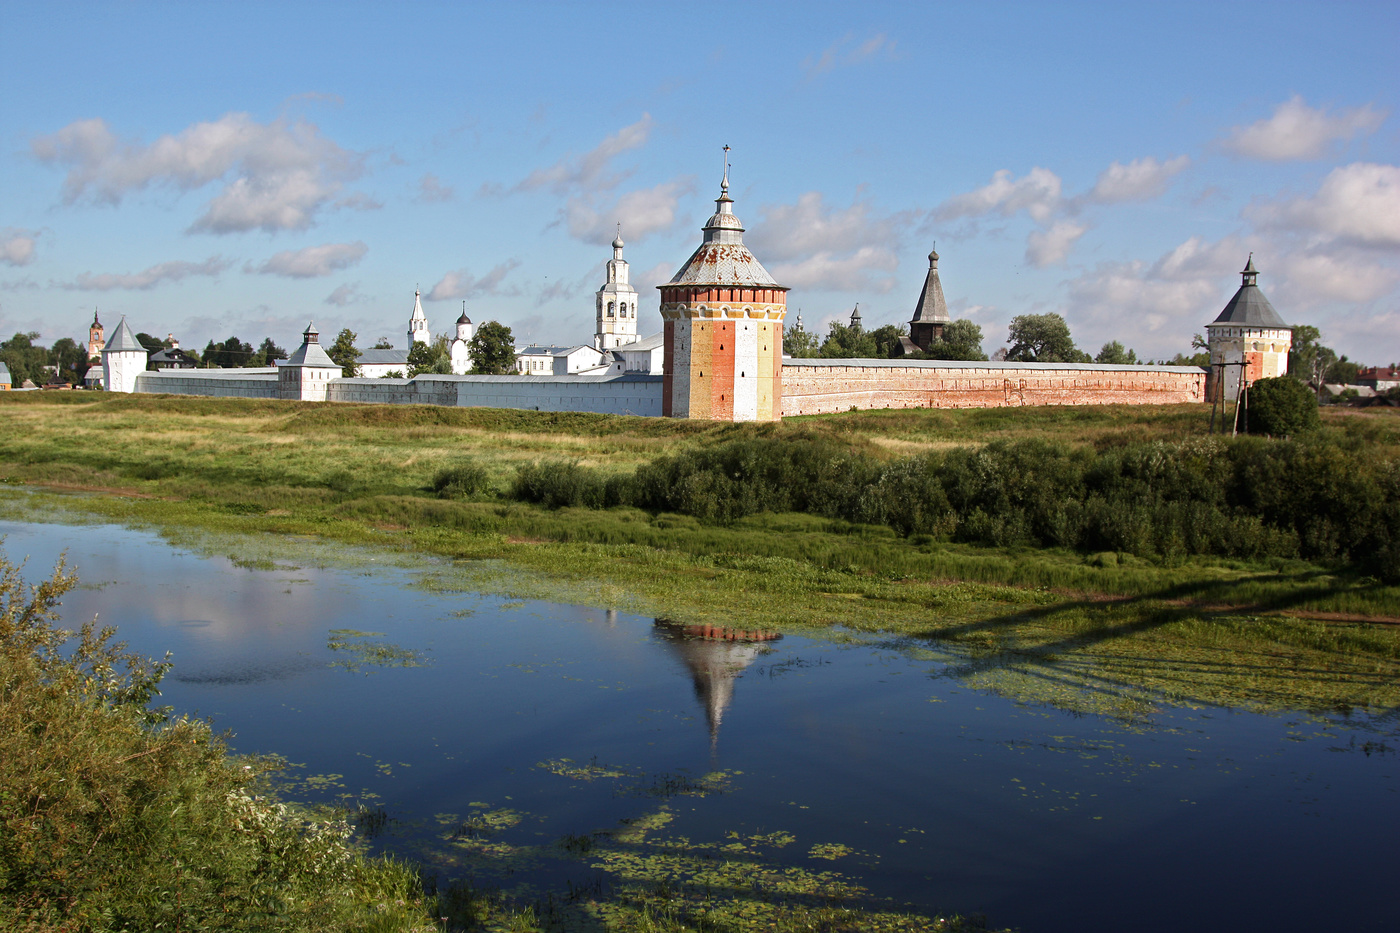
[432,461,491,499]
[0,552,440,932]
[503,433,1400,580]
[1247,376,1321,437]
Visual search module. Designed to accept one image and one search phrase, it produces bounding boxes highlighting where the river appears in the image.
[1,516,1394,931]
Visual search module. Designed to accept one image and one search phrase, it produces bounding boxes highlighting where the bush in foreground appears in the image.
[509,433,1400,580]
[1247,376,1320,437]
[0,552,438,932]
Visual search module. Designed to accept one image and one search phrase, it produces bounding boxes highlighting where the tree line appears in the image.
[0,331,291,386]
[323,322,517,378]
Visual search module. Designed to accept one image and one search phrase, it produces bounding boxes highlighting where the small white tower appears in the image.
[1205,255,1292,404]
[407,288,430,347]
[450,302,474,375]
[279,321,343,401]
[595,228,640,351]
[101,316,149,393]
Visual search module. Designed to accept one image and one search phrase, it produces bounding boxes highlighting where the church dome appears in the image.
[612,235,625,250]
[665,164,780,289]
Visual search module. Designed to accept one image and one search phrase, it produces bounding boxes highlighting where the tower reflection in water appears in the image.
[653,620,781,753]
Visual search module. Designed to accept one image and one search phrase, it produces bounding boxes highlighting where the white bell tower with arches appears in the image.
[595,228,639,351]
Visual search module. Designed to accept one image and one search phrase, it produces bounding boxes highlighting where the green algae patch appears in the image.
[326,628,430,673]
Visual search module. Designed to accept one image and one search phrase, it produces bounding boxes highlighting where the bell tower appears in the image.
[407,288,430,346]
[87,308,104,361]
[595,228,640,351]
[658,148,788,421]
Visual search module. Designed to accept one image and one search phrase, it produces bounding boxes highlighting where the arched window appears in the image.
[608,302,615,317]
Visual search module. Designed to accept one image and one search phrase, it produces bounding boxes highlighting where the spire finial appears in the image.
[721,144,730,195]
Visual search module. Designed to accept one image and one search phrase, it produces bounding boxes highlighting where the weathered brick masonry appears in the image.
[781,359,1205,416]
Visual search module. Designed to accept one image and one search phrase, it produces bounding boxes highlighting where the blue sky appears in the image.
[2,0,1396,364]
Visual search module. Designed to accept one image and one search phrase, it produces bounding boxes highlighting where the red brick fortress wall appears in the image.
[781,360,1206,416]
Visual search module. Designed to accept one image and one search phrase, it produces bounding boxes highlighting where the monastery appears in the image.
[90,157,1291,420]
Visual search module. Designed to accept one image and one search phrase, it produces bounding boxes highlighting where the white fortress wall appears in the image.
[449,374,663,415]
[135,369,281,399]
[134,368,664,415]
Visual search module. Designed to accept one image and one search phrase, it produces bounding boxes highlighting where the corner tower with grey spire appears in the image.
[595,229,639,351]
[659,148,788,421]
[1205,255,1292,403]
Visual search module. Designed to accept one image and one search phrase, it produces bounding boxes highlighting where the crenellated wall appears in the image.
[780,359,1205,416]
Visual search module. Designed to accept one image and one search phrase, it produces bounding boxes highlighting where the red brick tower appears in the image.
[659,149,788,420]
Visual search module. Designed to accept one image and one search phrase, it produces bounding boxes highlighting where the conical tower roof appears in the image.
[910,247,950,324]
[666,152,781,289]
[103,316,146,353]
[285,321,338,367]
[1208,254,1287,329]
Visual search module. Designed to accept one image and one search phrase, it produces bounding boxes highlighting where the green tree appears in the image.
[48,337,90,384]
[1247,375,1320,436]
[200,336,254,368]
[468,321,515,374]
[783,326,819,358]
[1,332,47,386]
[371,337,395,350]
[133,332,167,353]
[911,319,987,361]
[327,328,361,377]
[1325,355,1361,386]
[407,340,450,377]
[869,324,906,358]
[1006,313,1089,363]
[818,322,877,358]
[255,337,287,367]
[1095,341,1139,365]
[1287,325,1336,390]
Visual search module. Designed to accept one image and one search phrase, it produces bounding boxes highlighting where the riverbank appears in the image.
[2,393,1398,718]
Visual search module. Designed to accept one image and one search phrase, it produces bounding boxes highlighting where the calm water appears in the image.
[2,517,1395,932]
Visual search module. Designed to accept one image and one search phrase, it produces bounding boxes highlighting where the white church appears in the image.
[356,233,663,379]
[356,289,476,378]
[516,232,662,376]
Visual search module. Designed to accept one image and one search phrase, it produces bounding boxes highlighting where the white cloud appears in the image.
[324,283,365,306]
[747,191,918,293]
[31,113,365,233]
[427,260,522,301]
[803,32,897,77]
[1,229,38,266]
[1087,156,1190,203]
[1147,235,1247,282]
[1279,250,1399,305]
[635,260,678,293]
[1026,221,1088,267]
[250,241,367,278]
[61,255,234,291]
[1056,234,1400,361]
[767,246,901,293]
[935,168,1062,223]
[1222,95,1386,161]
[748,191,914,260]
[1249,162,1400,247]
[564,178,695,243]
[417,173,454,203]
[515,115,652,195]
